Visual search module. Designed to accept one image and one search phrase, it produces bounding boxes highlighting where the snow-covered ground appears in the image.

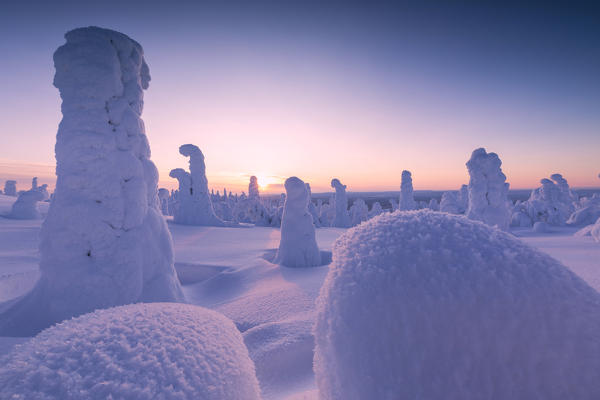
[1,193,599,399]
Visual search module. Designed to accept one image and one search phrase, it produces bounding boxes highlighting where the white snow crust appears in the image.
[0,303,261,400]
[314,210,600,400]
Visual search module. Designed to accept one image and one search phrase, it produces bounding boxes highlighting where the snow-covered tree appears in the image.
[465,148,511,230]
[306,183,321,228]
[158,188,170,215]
[274,177,321,267]
[7,189,44,219]
[331,178,350,228]
[3,180,17,196]
[350,198,369,226]
[248,176,260,200]
[169,144,227,226]
[439,191,460,214]
[524,175,575,226]
[369,201,384,218]
[399,170,416,211]
[0,27,184,336]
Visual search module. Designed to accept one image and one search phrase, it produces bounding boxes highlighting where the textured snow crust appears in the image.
[315,210,600,400]
[0,303,261,400]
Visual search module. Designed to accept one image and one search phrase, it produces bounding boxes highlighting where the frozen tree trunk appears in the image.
[275,177,321,267]
[465,148,511,230]
[248,176,260,200]
[169,144,227,226]
[0,27,184,337]
[399,170,416,211]
[331,178,350,228]
[3,180,17,196]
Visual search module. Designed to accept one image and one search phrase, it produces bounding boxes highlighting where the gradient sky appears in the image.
[0,0,598,193]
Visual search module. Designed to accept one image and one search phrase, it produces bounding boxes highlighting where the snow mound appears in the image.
[314,210,600,400]
[0,303,261,400]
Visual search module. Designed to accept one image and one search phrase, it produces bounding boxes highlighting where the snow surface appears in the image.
[1,193,600,399]
[274,177,321,268]
[314,210,600,400]
[0,27,183,337]
[0,303,261,400]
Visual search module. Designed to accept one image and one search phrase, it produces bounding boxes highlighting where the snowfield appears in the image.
[1,194,600,399]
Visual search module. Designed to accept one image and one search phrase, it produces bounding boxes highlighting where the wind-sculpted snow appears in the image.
[275,177,321,267]
[6,190,44,219]
[330,178,350,228]
[399,170,416,210]
[315,210,600,400]
[466,148,510,230]
[0,303,261,400]
[170,144,227,226]
[0,27,183,337]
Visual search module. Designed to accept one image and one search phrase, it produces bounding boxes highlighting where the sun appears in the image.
[255,175,279,191]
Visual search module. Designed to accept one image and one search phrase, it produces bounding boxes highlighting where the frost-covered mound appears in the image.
[0,27,183,337]
[0,303,261,400]
[6,190,44,219]
[314,210,600,400]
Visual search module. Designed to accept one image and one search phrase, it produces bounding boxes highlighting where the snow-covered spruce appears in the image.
[439,190,460,214]
[170,144,227,226]
[0,27,183,337]
[306,183,321,228]
[465,148,511,230]
[349,198,368,226]
[274,177,321,267]
[314,210,600,400]
[249,175,260,200]
[525,174,576,226]
[399,170,416,211]
[6,189,44,219]
[330,178,350,228]
[3,180,17,196]
[0,303,261,400]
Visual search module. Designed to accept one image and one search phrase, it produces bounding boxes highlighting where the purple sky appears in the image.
[1,1,598,193]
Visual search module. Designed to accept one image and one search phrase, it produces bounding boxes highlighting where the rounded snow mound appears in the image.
[0,303,261,400]
[314,210,600,400]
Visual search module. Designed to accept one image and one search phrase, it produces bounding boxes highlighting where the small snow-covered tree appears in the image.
[275,177,321,267]
[0,27,184,336]
[399,170,416,211]
[350,198,369,226]
[525,175,575,226]
[439,191,460,214]
[3,180,17,196]
[331,178,350,228]
[465,148,511,230]
[369,201,384,218]
[7,189,44,219]
[248,176,260,200]
[169,144,227,226]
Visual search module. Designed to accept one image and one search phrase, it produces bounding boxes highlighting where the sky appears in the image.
[0,0,598,193]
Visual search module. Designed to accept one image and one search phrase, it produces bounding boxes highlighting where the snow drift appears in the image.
[0,303,261,400]
[0,27,183,337]
[314,210,600,400]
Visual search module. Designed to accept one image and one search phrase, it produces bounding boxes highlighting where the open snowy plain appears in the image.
[1,193,599,399]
